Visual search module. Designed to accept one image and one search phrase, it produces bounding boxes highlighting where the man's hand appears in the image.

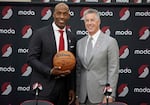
[68,90,75,105]
[50,66,71,76]
[75,96,80,105]
[102,96,115,103]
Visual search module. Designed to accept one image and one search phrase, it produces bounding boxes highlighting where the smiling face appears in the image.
[84,12,100,36]
[53,3,70,29]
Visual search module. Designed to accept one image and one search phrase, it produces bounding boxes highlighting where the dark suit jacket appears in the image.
[27,24,76,97]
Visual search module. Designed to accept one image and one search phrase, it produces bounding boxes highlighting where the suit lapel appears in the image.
[80,36,88,68]
[48,25,57,53]
[66,30,73,51]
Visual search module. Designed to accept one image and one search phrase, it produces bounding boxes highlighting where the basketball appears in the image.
[53,50,76,71]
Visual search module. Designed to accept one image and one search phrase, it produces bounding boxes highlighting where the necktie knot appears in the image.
[58,30,64,36]
[89,37,93,43]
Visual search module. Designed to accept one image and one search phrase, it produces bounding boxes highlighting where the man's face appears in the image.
[53,5,70,29]
[84,13,100,35]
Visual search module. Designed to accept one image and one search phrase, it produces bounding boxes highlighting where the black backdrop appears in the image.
[0,2,150,105]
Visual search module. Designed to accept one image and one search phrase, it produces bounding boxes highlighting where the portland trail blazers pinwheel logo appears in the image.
[138,65,149,78]
[1,44,12,57]
[118,84,129,97]
[1,82,12,95]
[21,25,32,38]
[21,64,32,77]
[85,0,98,2]
[102,0,111,3]
[139,26,150,40]
[133,0,142,3]
[72,0,80,3]
[101,26,111,35]
[80,7,90,20]
[140,103,149,105]
[41,7,52,20]
[119,7,130,21]
[2,6,13,19]
[41,0,50,2]
[119,45,129,59]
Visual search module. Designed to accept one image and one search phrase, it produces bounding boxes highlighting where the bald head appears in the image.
[54,3,69,12]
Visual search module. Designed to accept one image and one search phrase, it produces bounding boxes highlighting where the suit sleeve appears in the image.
[107,38,120,98]
[75,41,82,96]
[27,30,52,76]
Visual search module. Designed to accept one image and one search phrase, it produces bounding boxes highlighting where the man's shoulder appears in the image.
[77,35,87,43]
[37,25,51,32]
[101,32,115,40]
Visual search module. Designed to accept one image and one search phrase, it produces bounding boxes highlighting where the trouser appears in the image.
[36,78,68,105]
[80,97,99,105]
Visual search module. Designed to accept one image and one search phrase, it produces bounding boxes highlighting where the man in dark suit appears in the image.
[27,2,76,105]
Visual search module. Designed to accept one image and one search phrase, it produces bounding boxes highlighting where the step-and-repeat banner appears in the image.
[31,0,150,3]
[0,2,150,105]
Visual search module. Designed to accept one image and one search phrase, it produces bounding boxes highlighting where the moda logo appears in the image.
[133,0,142,3]
[18,10,35,16]
[102,0,111,3]
[41,7,52,20]
[134,49,150,55]
[119,45,129,59]
[1,82,12,95]
[2,6,13,19]
[116,0,129,3]
[21,25,32,38]
[101,26,111,35]
[0,66,15,72]
[99,10,113,17]
[115,29,132,36]
[138,65,149,78]
[18,48,29,54]
[119,68,132,74]
[1,44,12,57]
[147,0,150,3]
[80,8,113,18]
[139,26,150,40]
[17,86,30,92]
[0,28,15,35]
[80,7,90,20]
[76,30,88,35]
[134,87,150,93]
[69,11,75,17]
[119,7,130,21]
[135,11,150,17]
[21,64,32,76]
[118,84,129,97]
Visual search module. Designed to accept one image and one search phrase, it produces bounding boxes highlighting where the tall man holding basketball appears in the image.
[27,2,76,105]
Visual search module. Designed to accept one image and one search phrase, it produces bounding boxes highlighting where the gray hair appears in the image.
[83,8,100,20]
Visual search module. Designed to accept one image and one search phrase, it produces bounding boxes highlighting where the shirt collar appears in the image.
[88,30,101,41]
[52,22,65,31]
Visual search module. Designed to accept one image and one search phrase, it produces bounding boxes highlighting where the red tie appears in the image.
[58,30,64,51]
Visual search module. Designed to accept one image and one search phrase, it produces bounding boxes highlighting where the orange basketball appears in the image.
[53,50,76,71]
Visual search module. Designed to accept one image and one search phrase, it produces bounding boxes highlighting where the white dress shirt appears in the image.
[52,22,68,51]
